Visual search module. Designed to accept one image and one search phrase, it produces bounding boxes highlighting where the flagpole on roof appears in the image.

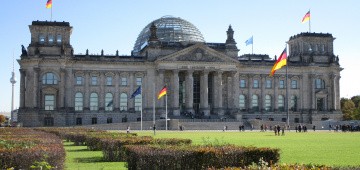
[309,9,311,32]
[252,36,254,54]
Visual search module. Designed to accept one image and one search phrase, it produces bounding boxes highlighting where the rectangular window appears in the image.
[266,80,272,89]
[76,76,83,85]
[106,76,112,86]
[121,77,127,86]
[44,95,55,110]
[56,34,62,44]
[39,34,45,44]
[253,79,259,88]
[136,77,142,86]
[240,79,246,88]
[279,80,285,89]
[91,76,98,85]
[48,35,54,44]
[291,80,297,89]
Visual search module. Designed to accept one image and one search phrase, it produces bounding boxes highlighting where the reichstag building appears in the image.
[17,16,342,127]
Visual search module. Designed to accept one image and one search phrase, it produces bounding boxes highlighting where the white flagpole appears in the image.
[285,46,289,127]
[140,86,143,131]
[153,82,156,126]
[165,92,168,131]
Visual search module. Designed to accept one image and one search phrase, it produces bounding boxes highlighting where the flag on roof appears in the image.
[302,11,310,23]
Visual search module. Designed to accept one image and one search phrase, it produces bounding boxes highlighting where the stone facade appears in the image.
[17,20,343,127]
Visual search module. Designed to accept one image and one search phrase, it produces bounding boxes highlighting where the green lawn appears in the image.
[64,131,360,169]
[64,142,127,170]
[136,130,360,167]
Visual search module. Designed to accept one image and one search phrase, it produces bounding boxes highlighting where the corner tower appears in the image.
[26,21,73,57]
[288,32,338,64]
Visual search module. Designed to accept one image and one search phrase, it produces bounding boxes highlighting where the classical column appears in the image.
[310,74,316,111]
[247,74,253,112]
[19,69,26,108]
[33,68,40,108]
[335,76,341,110]
[158,70,165,109]
[129,72,134,111]
[200,70,210,116]
[260,75,265,112]
[114,73,120,110]
[215,71,224,116]
[99,72,105,110]
[59,69,66,108]
[65,69,73,109]
[172,70,180,116]
[84,72,90,110]
[232,71,240,111]
[274,75,279,111]
[185,70,194,114]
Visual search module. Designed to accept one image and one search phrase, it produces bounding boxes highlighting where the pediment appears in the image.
[156,43,238,63]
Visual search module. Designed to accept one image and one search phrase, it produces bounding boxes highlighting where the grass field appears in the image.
[64,130,360,169]
[64,142,127,170]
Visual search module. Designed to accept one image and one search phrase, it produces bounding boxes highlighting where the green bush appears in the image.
[124,145,280,170]
[0,128,65,170]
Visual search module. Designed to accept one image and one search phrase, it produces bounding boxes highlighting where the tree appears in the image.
[341,97,360,120]
[0,114,5,124]
[351,95,360,108]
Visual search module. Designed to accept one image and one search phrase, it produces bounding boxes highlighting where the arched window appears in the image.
[42,72,58,85]
[134,95,142,111]
[90,93,98,111]
[252,95,259,112]
[105,93,113,111]
[278,95,285,111]
[315,78,325,89]
[265,95,272,111]
[239,94,246,111]
[290,95,297,111]
[74,92,83,111]
[120,93,128,111]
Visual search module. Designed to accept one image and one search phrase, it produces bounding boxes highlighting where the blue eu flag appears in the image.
[130,86,141,99]
[245,36,253,46]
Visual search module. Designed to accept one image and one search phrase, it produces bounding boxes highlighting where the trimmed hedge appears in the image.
[102,137,192,162]
[0,128,65,170]
[124,145,280,170]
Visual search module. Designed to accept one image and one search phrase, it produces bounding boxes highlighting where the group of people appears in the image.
[295,124,309,132]
[329,124,360,132]
[273,125,285,136]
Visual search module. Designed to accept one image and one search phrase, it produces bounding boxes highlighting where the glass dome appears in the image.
[133,16,205,52]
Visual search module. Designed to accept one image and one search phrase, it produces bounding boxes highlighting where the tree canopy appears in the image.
[341,95,360,120]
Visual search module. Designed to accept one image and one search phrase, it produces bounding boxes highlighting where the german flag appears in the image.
[270,48,287,76]
[46,0,52,9]
[157,86,167,99]
[302,11,310,23]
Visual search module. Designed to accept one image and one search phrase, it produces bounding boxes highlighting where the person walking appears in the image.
[153,124,156,135]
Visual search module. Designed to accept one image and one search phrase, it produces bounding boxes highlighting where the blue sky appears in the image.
[1,0,359,115]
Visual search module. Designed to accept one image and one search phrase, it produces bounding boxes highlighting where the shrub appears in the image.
[124,145,280,170]
[0,128,65,170]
